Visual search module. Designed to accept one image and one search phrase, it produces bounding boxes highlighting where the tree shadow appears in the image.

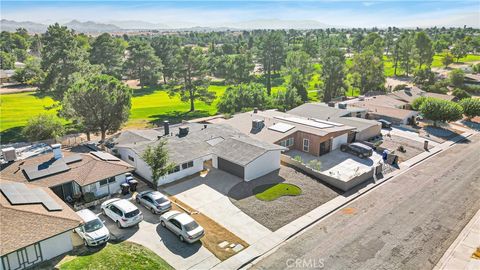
[132,86,164,97]
[0,126,25,144]
[148,110,212,127]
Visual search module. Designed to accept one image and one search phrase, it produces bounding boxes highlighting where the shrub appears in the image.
[460,98,480,119]
[420,98,463,126]
[411,96,427,111]
[293,155,303,163]
[307,159,322,171]
[413,68,435,86]
[452,88,471,100]
[472,63,480,73]
[22,114,64,141]
[449,69,465,88]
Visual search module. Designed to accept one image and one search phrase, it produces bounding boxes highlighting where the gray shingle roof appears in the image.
[287,103,366,120]
[110,123,285,166]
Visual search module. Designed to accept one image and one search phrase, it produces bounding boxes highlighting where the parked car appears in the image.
[136,190,172,214]
[160,210,204,243]
[377,119,392,128]
[340,142,373,158]
[75,209,110,247]
[101,198,143,228]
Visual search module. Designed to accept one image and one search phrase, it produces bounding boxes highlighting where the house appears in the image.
[287,103,381,141]
[106,122,286,184]
[0,144,134,207]
[0,180,82,270]
[353,103,418,125]
[218,110,356,156]
[389,86,456,103]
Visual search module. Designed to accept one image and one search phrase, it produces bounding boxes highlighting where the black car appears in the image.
[340,142,373,158]
[377,119,392,128]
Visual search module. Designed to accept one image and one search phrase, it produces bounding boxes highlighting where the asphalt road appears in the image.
[252,134,480,270]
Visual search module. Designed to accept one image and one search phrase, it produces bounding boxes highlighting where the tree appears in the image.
[272,86,302,111]
[321,48,346,102]
[90,33,126,79]
[151,36,181,84]
[449,69,465,88]
[414,31,434,68]
[124,40,162,88]
[459,98,480,119]
[349,49,385,94]
[413,68,435,86]
[451,40,467,62]
[13,56,44,86]
[40,23,90,99]
[420,98,463,126]
[224,53,255,85]
[170,46,215,112]
[0,51,15,69]
[398,31,415,76]
[62,74,132,140]
[442,51,454,68]
[256,31,285,95]
[142,140,175,188]
[282,51,313,101]
[22,114,64,141]
[217,83,269,113]
[411,96,427,111]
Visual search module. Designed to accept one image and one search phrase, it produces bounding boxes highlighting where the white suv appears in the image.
[101,198,143,228]
[75,209,110,246]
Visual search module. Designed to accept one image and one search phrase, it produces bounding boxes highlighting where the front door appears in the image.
[319,141,330,156]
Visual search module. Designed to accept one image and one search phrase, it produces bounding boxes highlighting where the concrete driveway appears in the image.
[163,169,272,244]
[96,196,219,270]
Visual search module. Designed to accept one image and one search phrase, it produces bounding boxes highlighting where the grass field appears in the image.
[58,242,173,270]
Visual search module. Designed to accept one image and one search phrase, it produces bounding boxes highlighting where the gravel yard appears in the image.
[228,166,340,231]
[380,134,431,162]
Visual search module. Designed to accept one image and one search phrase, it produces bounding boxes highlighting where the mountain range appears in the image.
[1,19,333,33]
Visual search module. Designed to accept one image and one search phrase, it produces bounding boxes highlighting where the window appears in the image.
[303,139,309,152]
[181,161,194,170]
[108,177,116,183]
[280,140,286,147]
[356,112,362,118]
[128,155,134,162]
[99,179,108,186]
[286,138,294,147]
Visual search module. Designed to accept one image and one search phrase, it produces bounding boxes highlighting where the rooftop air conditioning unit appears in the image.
[338,102,347,109]
[251,119,264,130]
[2,147,16,162]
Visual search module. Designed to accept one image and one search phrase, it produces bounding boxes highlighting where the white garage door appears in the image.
[331,133,348,150]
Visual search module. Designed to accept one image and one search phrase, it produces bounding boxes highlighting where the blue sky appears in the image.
[2,1,479,28]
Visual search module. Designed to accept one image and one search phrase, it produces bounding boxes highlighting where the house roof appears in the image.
[0,179,82,256]
[389,87,455,103]
[287,103,366,120]
[351,103,418,120]
[354,95,408,108]
[424,92,456,101]
[221,110,355,144]
[331,117,381,132]
[0,150,134,188]
[109,123,285,166]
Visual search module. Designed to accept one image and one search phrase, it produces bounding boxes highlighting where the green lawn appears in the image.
[254,183,302,201]
[59,242,173,270]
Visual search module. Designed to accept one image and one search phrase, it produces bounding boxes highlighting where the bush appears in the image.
[473,63,480,73]
[413,68,435,86]
[420,98,463,126]
[307,159,322,171]
[217,83,270,114]
[460,98,480,119]
[449,69,465,88]
[452,88,471,100]
[423,79,449,94]
[293,155,303,163]
[411,96,427,111]
[22,114,64,142]
[393,84,407,91]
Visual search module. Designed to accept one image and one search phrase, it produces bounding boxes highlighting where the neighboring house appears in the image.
[218,110,356,157]
[0,144,134,206]
[106,122,285,184]
[0,70,15,84]
[0,180,83,270]
[353,103,419,125]
[287,103,381,141]
[389,86,456,104]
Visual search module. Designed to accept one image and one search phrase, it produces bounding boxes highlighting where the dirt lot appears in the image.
[228,166,341,231]
[380,134,431,162]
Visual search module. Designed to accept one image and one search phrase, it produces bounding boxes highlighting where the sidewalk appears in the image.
[434,210,480,270]
[209,130,477,270]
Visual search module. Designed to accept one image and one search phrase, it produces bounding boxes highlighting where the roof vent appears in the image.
[51,144,63,160]
[328,102,335,107]
[251,119,264,131]
[163,120,170,136]
[338,103,347,109]
[179,126,189,137]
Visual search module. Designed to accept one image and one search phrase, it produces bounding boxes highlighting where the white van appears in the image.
[75,209,110,246]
